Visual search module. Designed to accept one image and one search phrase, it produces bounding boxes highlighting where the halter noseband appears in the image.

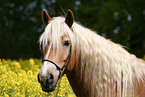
[41,45,72,73]
[40,45,72,96]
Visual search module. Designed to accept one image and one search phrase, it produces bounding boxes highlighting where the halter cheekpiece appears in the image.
[40,44,72,97]
[41,45,72,72]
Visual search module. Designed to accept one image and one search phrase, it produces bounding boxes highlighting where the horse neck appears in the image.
[66,63,91,97]
[66,63,145,97]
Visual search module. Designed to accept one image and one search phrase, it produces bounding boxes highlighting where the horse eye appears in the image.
[63,40,70,46]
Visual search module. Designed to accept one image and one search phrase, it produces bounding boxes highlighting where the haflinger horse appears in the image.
[38,9,145,97]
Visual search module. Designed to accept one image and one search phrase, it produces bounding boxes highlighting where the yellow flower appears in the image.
[29,58,35,65]
[14,92,21,97]
[4,93,9,97]
[0,59,2,65]
[143,55,145,61]
[0,65,7,74]
[0,59,75,96]
[68,94,76,97]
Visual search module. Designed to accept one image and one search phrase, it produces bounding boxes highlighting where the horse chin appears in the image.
[42,86,56,92]
[41,84,56,93]
[42,87,55,92]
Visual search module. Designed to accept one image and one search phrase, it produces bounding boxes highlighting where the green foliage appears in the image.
[77,0,145,58]
[0,1,43,58]
[0,0,144,58]
[143,55,145,61]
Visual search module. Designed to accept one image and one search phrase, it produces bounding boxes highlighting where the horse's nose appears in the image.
[38,73,41,83]
[38,73,54,85]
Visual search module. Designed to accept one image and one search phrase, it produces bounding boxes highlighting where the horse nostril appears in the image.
[49,74,54,80]
[38,74,54,86]
[47,74,54,84]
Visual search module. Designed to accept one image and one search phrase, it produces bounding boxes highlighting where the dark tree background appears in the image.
[0,0,145,59]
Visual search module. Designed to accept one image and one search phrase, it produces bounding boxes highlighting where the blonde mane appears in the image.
[40,17,145,97]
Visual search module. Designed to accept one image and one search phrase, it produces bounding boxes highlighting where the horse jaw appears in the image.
[66,65,92,97]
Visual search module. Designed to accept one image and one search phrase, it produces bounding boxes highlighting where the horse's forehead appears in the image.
[61,35,70,40]
[51,18,64,25]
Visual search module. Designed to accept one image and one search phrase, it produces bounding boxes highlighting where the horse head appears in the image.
[38,9,76,92]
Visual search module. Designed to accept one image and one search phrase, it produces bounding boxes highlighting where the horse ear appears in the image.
[42,9,52,26]
[65,9,74,28]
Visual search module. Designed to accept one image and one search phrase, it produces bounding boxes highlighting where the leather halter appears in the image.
[41,45,72,76]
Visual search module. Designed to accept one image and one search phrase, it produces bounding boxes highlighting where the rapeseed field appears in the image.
[1,56,145,97]
[0,59,76,97]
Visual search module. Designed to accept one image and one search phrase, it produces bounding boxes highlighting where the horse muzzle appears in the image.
[38,73,56,92]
